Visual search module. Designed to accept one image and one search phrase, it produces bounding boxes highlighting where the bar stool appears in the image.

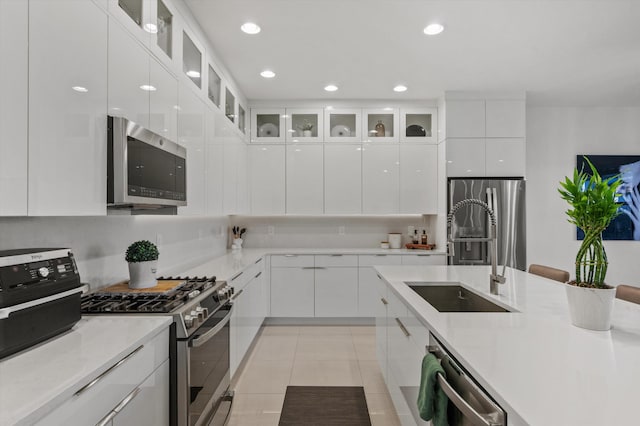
[528,264,570,283]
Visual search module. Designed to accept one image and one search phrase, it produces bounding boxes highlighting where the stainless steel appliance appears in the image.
[108,116,187,208]
[448,178,526,270]
[0,248,84,359]
[81,276,235,426]
[428,333,506,426]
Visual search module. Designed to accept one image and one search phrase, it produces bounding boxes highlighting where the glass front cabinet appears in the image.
[250,108,286,143]
[285,108,324,142]
[362,108,399,143]
[400,108,438,143]
[324,108,361,142]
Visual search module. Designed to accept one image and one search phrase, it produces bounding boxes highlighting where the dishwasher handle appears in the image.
[435,373,503,426]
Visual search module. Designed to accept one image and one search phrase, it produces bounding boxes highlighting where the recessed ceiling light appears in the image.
[140,85,157,91]
[324,84,338,92]
[143,23,158,34]
[241,22,261,35]
[424,23,444,35]
[186,70,201,78]
[393,85,408,92]
[260,70,276,78]
[72,86,88,93]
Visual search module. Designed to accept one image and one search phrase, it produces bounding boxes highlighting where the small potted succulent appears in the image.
[125,240,159,289]
[558,156,622,330]
[301,121,314,137]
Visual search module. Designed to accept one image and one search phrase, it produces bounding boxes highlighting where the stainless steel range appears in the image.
[81,276,234,426]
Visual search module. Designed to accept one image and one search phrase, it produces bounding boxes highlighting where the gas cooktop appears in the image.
[81,276,218,314]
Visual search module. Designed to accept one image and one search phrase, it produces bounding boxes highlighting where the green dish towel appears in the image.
[417,353,449,426]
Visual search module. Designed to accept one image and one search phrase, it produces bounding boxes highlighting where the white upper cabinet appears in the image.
[324,145,362,214]
[362,108,399,143]
[181,28,203,90]
[362,144,399,214]
[108,0,152,48]
[285,108,324,142]
[149,0,174,63]
[486,100,526,137]
[28,0,108,216]
[400,108,438,144]
[108,19,150,128]
[236,141,249,214]
[0,0,28,216]
[177,83,205,215]
[400,144,438,214]
[286,145,324,214]
[324,108,362,142]
[149,57,178,141]
[248,145,285,215]
[251,108,286,143]
[446,138,486,177]
[485,138,526,176]
[445,100,486,138]
[204,108,224,216]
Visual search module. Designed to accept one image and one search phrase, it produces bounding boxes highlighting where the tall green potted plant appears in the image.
[558,157,622,330]
[126,240,159,289]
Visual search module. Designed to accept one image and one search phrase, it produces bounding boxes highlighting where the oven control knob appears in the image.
[201,307,209,319]
[38,267,50,278]
[184,315,194,328]
[188,290,201,299]
[195,306,205,321]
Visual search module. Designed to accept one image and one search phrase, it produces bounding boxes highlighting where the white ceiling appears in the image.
[184,0,640,106]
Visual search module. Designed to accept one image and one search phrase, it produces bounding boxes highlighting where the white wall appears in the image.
[0,216,229,290]
[229,216,439,249]
[526,106,640,286]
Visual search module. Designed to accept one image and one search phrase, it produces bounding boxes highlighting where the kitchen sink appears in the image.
[406,282,511,313]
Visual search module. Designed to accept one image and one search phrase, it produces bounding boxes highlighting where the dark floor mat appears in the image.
[278,386,372,426]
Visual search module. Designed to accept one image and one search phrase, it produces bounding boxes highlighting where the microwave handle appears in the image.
[0,287,83,320]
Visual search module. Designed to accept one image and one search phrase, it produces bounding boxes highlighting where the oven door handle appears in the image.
[190,306,233,348]
[0,287,83,320]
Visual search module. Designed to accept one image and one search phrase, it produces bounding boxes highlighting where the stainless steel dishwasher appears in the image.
[427,333,506,426]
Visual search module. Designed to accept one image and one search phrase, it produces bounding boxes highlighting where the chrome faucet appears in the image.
[447,199,506,295]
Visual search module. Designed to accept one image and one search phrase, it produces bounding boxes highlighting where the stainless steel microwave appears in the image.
[107,116,187,207]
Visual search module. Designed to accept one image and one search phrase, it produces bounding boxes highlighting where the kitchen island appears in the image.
[374,265,640,426]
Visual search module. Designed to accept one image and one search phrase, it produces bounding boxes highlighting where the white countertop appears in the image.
[181,247,446,281]
[375,265,640,426]
[0,316,172,425]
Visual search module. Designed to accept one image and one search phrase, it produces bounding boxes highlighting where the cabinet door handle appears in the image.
[330,254,343,257]
[231,271,243,281]
[376,274,382,280]
[113,386,142,413]
[254,257,263,264]
[255,271,262,278]
[375,254,387,257]
[395,318,411,337]
[231,288,244,300]
[95,410,117,426]
[417,254,430,257]
[284,254,297,257]
[75,345,144,397]
[381,297,388,305]
[302,266,326,270]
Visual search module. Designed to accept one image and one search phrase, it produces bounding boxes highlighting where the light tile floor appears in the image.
[228,325,401,426]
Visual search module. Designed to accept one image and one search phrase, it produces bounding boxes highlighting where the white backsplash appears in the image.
[0,216,229,290]
[229,216,439,249]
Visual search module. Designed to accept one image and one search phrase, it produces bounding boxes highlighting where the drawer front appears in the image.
[358,254,403,267]
[270,254,314,268]
[36,328,169,426]
[401,254,446,266]
[315,254,358,267]
[386,288,408,319]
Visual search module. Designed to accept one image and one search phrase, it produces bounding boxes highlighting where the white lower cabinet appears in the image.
[35,328,169,426]
[375,274,388,383]
[315,267,358,317]
[230,259,267,378]
[270,266,315,317]
[111,359,170,426]
[401,254,446,266]
[358,255,403,317]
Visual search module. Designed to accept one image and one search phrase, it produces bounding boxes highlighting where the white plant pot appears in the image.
[565,283,616,331]
[302,130,312,137]
[232,238,243,250]
[128,260,158,289]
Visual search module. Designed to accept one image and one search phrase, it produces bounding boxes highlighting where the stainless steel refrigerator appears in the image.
[448,178,526,270]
